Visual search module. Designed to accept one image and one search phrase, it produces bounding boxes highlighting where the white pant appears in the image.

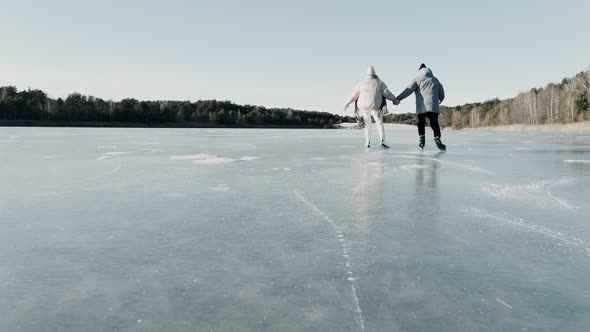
[359,109,385,146]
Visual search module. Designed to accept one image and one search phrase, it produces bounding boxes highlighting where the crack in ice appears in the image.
[545,178,576,209]
[465,208,590,256]
[293,190,365,332]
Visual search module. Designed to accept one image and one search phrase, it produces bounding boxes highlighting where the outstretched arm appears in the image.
[396,79,417,102]
[381,82,399,104]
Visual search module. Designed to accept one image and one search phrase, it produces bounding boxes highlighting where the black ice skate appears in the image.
[434,137,446,151]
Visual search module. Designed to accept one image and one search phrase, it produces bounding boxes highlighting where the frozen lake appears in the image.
[1,127,590,331]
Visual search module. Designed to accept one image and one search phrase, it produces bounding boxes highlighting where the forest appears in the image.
[384,70,590,128]
[0,87,345,127]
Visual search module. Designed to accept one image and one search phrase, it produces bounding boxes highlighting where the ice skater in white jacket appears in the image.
[345,66,400,149]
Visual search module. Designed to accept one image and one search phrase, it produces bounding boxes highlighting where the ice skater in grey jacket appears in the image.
[396,64,446,151]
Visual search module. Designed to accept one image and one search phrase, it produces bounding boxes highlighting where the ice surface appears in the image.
[1,127,590,331]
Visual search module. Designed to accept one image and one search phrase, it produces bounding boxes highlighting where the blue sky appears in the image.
[1,0,588,114]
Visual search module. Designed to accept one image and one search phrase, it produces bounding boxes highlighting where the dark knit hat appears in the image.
[419,63,427,70]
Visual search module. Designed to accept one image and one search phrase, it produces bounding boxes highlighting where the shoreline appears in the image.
[0,120,334,129]
[3,120,588,134]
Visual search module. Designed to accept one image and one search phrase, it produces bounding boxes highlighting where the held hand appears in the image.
[344,105,349,112]
[392,98,400,105]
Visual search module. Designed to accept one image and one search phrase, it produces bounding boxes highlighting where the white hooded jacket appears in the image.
[346,66,398,111]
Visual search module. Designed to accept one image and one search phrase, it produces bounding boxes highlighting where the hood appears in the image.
[366,65,376,77]
[419,67,433,77]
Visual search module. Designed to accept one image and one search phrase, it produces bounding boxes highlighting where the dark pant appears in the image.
[417,112,441,137]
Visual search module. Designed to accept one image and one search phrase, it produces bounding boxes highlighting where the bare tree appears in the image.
[511,93,528,124]
[544,84,561,124]
[578,70,590,120]
[470,107,481,127]
[563,79,578,122]
[523,90,538,125]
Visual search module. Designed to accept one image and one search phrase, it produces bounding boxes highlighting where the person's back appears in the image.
[408,68,444,115]
[355,76,388,111]
[396,64,446,151]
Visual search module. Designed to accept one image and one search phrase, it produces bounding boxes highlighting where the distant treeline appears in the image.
[0,86,345,127]
[384,70,590,129]
[383,113,418,125]
[3,70,589,129]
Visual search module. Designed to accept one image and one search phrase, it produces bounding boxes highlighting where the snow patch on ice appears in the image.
[170,154,213,160]
[514,147,530,151]
[43,155,57,159]
[271,167,291,171]
[98,156,112,160]
[482,181,552,198]
[564,160,590,164]
[193,157,237,164]
[171,154,259,164]
[101,152,129,156]
[482,178,576,209]
[239,156,260,161]
[310,157,326,160]
[211,185,230,191]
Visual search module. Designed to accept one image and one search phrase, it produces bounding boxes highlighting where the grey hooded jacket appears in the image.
[397,68,445,114]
